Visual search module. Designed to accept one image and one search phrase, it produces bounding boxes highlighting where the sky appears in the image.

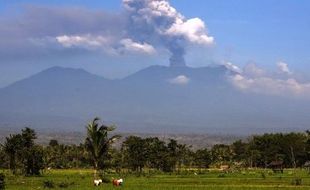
[0,0,309,88]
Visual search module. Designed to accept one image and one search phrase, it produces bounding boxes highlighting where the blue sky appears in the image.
[0,0,309,87]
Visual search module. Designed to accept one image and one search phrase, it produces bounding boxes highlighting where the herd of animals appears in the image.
[94,178,123,187]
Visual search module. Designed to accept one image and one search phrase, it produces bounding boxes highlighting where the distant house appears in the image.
[268,160,283,173]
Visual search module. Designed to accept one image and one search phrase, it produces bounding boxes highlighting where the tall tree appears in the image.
[3,128,43,175]
[3,134,23,174]
[85,117,120,178]
[21,127,42,175]
[231,140,248,162]
[194,148,212,169]
[144,137,168,171]
[211,144,232,165]
[122,136,147,173]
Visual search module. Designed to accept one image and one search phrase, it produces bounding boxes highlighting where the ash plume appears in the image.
[0,0,214,66]
[123,0,214,67]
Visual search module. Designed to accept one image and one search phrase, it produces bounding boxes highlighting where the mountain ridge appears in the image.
[0,65,309,134]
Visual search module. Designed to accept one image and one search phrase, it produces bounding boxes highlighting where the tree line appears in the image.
[1,118,310,176]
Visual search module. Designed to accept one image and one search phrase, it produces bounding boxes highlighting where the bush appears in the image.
[218,173,226,178]
[0,173,5,190]
[102,177,111,184]
[58,182,69,188]
[43,180,55,189]
[97,170,111,183]
[291,178,302,186]
[261,172,266,179]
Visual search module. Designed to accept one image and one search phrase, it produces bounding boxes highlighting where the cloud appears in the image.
[55,35,109,49]
[53,35,156,55]
[166,18,214,45]
[119,38,156,54]
[169,75,190,85]
[123,0,214,66]
[229,62,310,98]
[277,61,292,75]
[243,63,266,78]
[223,62,242,74]
[0,5,126,61]
[0,1,214,64]
[231,74,310,97]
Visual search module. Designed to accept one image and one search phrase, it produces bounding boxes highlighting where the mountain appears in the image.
[0,65,309,134]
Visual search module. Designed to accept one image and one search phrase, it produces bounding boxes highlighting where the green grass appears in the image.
[2,169,310,189]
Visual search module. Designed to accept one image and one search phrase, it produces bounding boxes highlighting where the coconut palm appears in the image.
[85,117,121,178]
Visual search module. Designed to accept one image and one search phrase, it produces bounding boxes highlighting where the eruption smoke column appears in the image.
[123,0,214,67]
[168,42,186,67]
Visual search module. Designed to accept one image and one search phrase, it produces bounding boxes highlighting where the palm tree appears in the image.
[85,117,121,179]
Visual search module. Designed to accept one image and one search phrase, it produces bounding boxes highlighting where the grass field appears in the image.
[2,169,310,189]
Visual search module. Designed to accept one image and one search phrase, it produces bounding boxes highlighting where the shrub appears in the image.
[261,172,266,179]
[102,177,111,183]
[291,178,302,186]
[58,182,69,188]
[0,173,5,190]
[43,180,55,189]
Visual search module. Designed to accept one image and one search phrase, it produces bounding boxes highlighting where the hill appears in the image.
[0,65,309,134]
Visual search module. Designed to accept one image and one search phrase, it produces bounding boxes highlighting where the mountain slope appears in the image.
[0,65,309,134]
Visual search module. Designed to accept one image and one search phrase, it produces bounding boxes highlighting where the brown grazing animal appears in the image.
[112,179,123,186]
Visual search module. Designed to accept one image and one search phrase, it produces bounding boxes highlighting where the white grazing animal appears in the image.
[94,179,102,186]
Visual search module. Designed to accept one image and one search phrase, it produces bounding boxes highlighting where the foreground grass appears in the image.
[2,169,310,189]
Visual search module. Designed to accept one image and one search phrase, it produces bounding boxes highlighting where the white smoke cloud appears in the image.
[55,35,109,49]
[169,75,190,85]
[46,0,214,64]
[243,63,266,78]
[166,18,214,45]
[229,62,310,98]
[125,0,181,18]
[54,34,156,55]
[277,61,292,75]
[223,62,242,74]
[123,0,214,66]
[119,38,156,54]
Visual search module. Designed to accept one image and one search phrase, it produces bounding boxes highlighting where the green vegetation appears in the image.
[2,127,44,176]
[1,117,310,189]
[0,173,5,190]
[1,169,310,189]
[85,117,120,178]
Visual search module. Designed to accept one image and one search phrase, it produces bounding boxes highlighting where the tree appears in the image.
[166,139,189,172]
[166,139,179,172]
[25,145,44,175]
[49,139,59,147]
[122,136,147,173]
[85,117,120,178]
[21,128,43,175]
[231,140,248,162]
[194,148,212,169]
[144,137,169,171]
[211,144,232,165]
[3,134,23,174]
[281,133,307,167]
[0,146,7,169]
[3,128,44,175]
[248,134,282,167]
[109,148,123,174]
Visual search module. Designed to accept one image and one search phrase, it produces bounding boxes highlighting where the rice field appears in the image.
[2,168,310,189]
